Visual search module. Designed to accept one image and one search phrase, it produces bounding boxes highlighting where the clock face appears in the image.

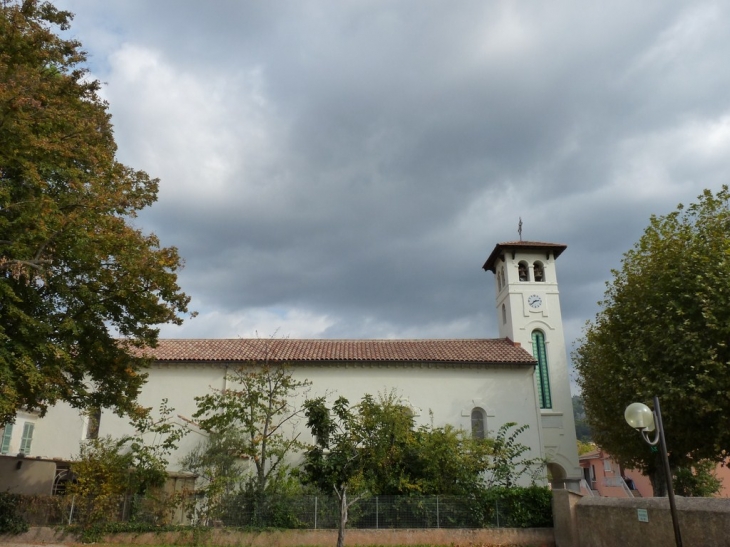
[528,294,543,309]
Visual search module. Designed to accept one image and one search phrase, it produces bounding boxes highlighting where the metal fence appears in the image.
[210,494,508,529]
[15,493,546,529]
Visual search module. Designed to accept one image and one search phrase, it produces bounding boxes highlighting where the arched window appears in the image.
[518,261,529,281]
[531,330,552,409]
[533,261,545,282]
[502,303,507,324]
[471,408,486,439]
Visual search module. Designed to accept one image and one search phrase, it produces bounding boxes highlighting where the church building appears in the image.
[0,240,581,494]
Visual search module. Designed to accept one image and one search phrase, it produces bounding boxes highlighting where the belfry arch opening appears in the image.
[533,261,545,282]
[518,261,530,281]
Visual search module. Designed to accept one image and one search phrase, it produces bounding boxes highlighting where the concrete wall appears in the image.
[553,489,581,547]
[555,495,730,547]
[0,455,56,495]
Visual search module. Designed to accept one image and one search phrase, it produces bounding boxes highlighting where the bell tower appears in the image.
[483,241,581,490]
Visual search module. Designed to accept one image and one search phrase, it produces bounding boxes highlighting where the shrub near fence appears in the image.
[6,487,552,531]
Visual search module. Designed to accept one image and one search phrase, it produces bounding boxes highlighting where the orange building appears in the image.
[578,449,730,498]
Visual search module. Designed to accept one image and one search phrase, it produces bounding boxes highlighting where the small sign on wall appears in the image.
[637,508,649,522]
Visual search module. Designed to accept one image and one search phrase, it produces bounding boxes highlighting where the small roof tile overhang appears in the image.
[578,450,602,461]
[482,241,568,273]
[138,338,537,367]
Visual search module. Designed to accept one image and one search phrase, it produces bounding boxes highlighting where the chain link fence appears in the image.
[14,491,551,529]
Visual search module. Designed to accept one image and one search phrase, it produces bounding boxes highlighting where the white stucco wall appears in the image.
[27,361,545,486]
[492,247,581,486]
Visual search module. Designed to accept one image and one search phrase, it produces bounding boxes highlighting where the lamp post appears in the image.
[624,396,682,547]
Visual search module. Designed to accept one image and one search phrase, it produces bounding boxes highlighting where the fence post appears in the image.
[314,496,318,530]
[495,497,499,528]
[376,496,379,529]
[436,495,439,529]
[68,495,75,525]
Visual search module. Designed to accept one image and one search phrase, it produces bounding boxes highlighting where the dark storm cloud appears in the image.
[56,0,730,345]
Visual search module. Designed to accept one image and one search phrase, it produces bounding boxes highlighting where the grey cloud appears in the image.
[54,0,730,357]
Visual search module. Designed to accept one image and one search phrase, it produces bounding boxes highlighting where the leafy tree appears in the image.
[191,361,310,497]
[672,459,722,497]
[484,423,545,488]
[574,186,730,490]
[409,422,491,495]
[301,393,545,547]
[352,391,422,495]
[576,440,596,456]
[68,400,186,524]
[301,395,368,547]
[0,0,190,424]
[179,431,248,525]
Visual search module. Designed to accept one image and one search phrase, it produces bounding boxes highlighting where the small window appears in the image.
[20,422,34,455]
[533,262,545,282]
[471,408,486,439]
[1,423,13,454]
[502,303,507,324]
[86,407,101,440]
[518,261,530,281]
[499,268,505,290]
[603,459,612,473]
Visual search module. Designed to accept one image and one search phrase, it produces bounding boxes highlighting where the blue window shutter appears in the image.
[19,422,34,455]
[1,423,13,454]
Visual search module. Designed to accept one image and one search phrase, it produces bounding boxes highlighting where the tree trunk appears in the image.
[336,485,348,547]
[650,454,668,496]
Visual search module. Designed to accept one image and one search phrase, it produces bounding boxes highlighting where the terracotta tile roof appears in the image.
[482,241,568,272]
[140,338,536,366]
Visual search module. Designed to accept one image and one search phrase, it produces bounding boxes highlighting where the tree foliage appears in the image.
[0,0,190,424]
[191,361,310,497]
[68,400,186,524]
[180,431,250,525]
[672,459,722,497]
[575,186,730,477]
[301,393,544,547]
[301,395,376,547]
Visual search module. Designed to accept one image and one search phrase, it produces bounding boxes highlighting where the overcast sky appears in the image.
[54,1,730,379]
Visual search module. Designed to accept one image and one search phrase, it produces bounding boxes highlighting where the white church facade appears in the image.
[0,241,581,493]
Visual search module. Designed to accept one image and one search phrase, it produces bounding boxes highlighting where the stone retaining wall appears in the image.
[3,526,555,546]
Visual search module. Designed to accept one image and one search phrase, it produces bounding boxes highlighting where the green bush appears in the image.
[476,486,552,528]
[0,492,29,534]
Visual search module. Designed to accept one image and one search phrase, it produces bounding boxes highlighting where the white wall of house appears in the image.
[28,361,545,486]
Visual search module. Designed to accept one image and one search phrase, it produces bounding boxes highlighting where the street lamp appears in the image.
[624,396,682,547]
